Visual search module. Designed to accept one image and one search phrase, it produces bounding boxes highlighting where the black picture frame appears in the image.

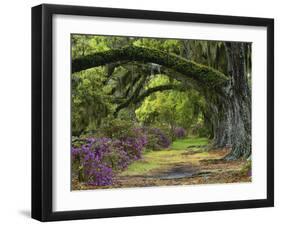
[31,3,274,222]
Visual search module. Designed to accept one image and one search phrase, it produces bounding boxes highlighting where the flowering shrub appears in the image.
[72,138,113,186]
[173,127,186,139]
[98,118,134,139]
[72,125,174,186]
[71,130,147,186]
[141,127,171,150]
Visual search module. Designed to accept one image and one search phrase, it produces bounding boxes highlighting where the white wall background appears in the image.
[0,0,279,225]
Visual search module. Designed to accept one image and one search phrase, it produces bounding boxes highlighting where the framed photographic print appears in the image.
[31,4,274,221]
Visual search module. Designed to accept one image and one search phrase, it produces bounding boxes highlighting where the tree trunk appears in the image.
[214,42,251,160]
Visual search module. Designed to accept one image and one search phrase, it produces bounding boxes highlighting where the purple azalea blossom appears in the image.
[72,132,147,186]
[173,127,186,138]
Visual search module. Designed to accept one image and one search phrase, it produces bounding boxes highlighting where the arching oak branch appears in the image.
[114,83,188,116]
[72,46,229,87]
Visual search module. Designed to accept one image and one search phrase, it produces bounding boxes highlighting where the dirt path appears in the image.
[113,148,251,188]
[73,139,251,190]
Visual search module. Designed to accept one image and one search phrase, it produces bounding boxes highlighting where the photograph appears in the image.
[71,34,252,190]
[30,3,274,221]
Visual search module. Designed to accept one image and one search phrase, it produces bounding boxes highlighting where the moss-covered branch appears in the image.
[72,46,229,87]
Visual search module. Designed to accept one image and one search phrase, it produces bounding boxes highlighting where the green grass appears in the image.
[122,160,160,176]
[120,137,209,176]
[120,149,186,176]
[171,137,208,150]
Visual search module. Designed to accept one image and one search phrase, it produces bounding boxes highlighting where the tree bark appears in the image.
[213,42,251,160]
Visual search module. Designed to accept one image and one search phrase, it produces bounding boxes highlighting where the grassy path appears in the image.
[113,137,251,188]
[120,138,208,177]
[74,137,251,190]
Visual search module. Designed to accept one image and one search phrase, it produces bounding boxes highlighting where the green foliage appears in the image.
[96,118,134,139]
[72,34,134,59]
[71,34,239,139]
[71,68,111,135]
[133,38,182,55]
[135,74,207,136]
